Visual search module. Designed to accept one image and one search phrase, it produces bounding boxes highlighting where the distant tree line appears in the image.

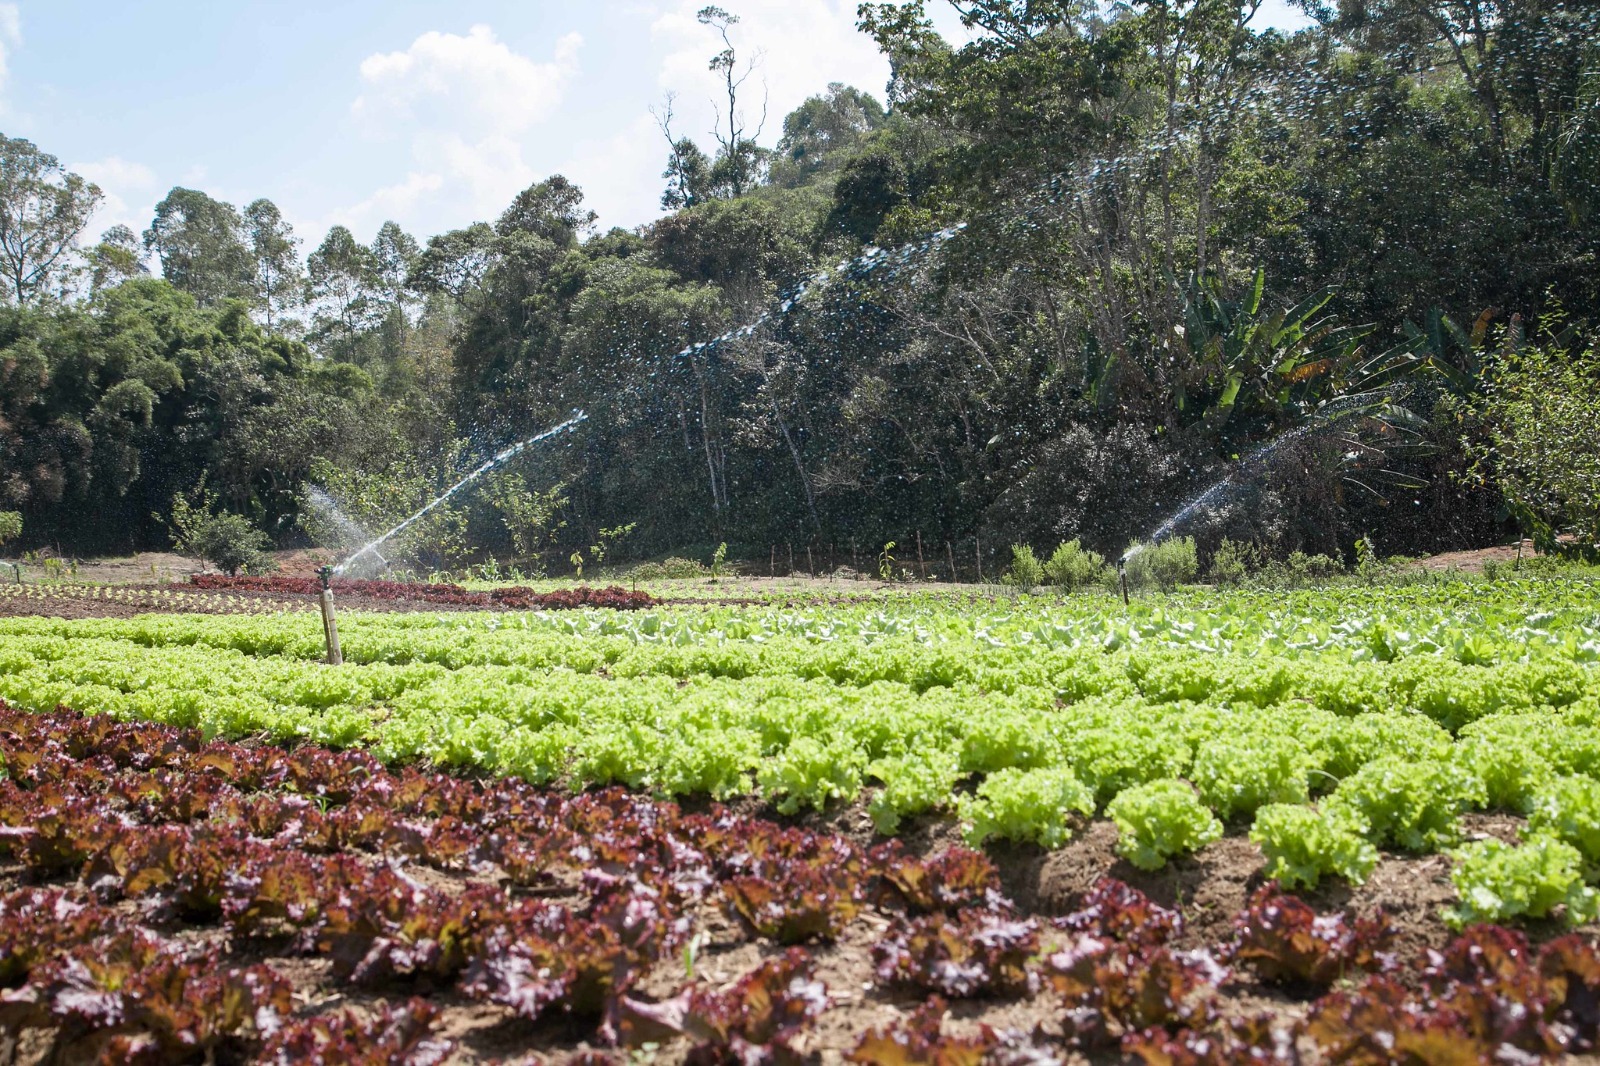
[0,0,1596,567]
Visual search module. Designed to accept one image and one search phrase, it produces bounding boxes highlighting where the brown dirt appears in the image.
[1407,539,1553,574]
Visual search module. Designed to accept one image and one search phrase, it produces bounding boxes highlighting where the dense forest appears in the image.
[1,0,1597,572]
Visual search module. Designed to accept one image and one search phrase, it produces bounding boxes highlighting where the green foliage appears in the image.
[1125,538,1198,591]
[1527,776,1600,868]
[710,542,728,582]
[1190,734,1311,821]
[1002,544,1043,593]
[485,473,569,565]
[1466,319,1600,559]
[878,542,896,583]
[1250,552,1345,589]
[1326,756,1481,853]
[868,750,962,834]
[629,557,710,580]
[1250,803,1378,890]
[959,766,1094,849]
[0,512,20,549]
[1043,539,1109,592]
[757,737,865,815]
[1207,539,1256,585]
[1447,837,1598,928]
[1106,779,1222,870]
[164,486,274,577]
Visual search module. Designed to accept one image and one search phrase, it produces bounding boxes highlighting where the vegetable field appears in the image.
[3,576,1600,1061]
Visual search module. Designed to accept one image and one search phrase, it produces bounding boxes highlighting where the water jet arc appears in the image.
[333,412,588,576]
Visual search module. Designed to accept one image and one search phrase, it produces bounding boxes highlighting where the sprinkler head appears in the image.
[316,565,334,591]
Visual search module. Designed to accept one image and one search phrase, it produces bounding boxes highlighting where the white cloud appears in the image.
[0,3,19,109]
[71,156,160,240]
[341,25,582,232]
[650,1,889,151]
[557,113,669,233]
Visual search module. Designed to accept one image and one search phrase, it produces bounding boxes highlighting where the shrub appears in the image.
[0,511,20,551]
[1207,539,1256,585]
[1124,537,1198,591]
[1464,318,1600,560]
[1251,551,1344,588]
[629,557,710,580]
[1042,539,1110,591]
[1106,779,1222,869]
[1003,544,1044,593]
[166,489,275,576]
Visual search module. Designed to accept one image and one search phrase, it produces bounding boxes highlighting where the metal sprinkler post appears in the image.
[1118,559,1130,607]
[317,566,343,666]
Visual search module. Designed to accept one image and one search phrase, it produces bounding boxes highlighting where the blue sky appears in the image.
[6,0,1312,250]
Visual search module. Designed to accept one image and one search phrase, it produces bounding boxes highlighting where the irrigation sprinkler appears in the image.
[1118,559,1130,607]
[317,565,343,666]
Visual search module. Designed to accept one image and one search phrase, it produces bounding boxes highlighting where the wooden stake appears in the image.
[946,541,956,584]
[771,545,776,577]
[916,532,926,580]
[320,589,343,666]
[975,538,983,584]
[806,545,815,576]
[788,543,795,575]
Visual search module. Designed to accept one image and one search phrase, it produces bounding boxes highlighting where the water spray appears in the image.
[316,565,342,666]
[334,412,587,577]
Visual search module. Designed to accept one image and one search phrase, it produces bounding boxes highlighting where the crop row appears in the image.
[5,703,1600,1064]
[190,574,658,610]
[0,582,307,615]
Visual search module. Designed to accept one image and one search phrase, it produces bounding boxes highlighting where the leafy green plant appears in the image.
[959,766,1094,848]
[1043,539,1109,592]
[1002,544,1043,593]
[1326,756,1481,853]
[0,512,20,553]
[710,542,728,583]
[485,473,569,566]
[1124,538,1198,591]
[878,542,897,583]
[1447,836,1597,927]
[757,738,866,815]
[1207,539,1256,585]
[569,550,584,580]
[1527,776,1600,867]
[590,522,637,569]
[1464,315,1600,560]
[163,485,275,577]
[1190,734,1311,820]
[1249,803,1378,890]
[1106,779,1222,870]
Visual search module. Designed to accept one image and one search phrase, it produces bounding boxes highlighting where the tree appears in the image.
[652,93,715,209]
[143,188,254,307]
[0,136,103,305]
[306,225,380,350]
[243,199,302,332]
[83,226,147,296]
[165,481,275,575]
[1466,315,1600,558]
[408,223,496,303]
[698,6,770,197]
[770,83,888,187]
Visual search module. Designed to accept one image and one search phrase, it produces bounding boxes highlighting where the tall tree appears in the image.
[243,199,302,333]
[306,225,380,351]
[0,136,103,305]
[698,6,770,197]
[84,225,147,296]
[143,188,254,307]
